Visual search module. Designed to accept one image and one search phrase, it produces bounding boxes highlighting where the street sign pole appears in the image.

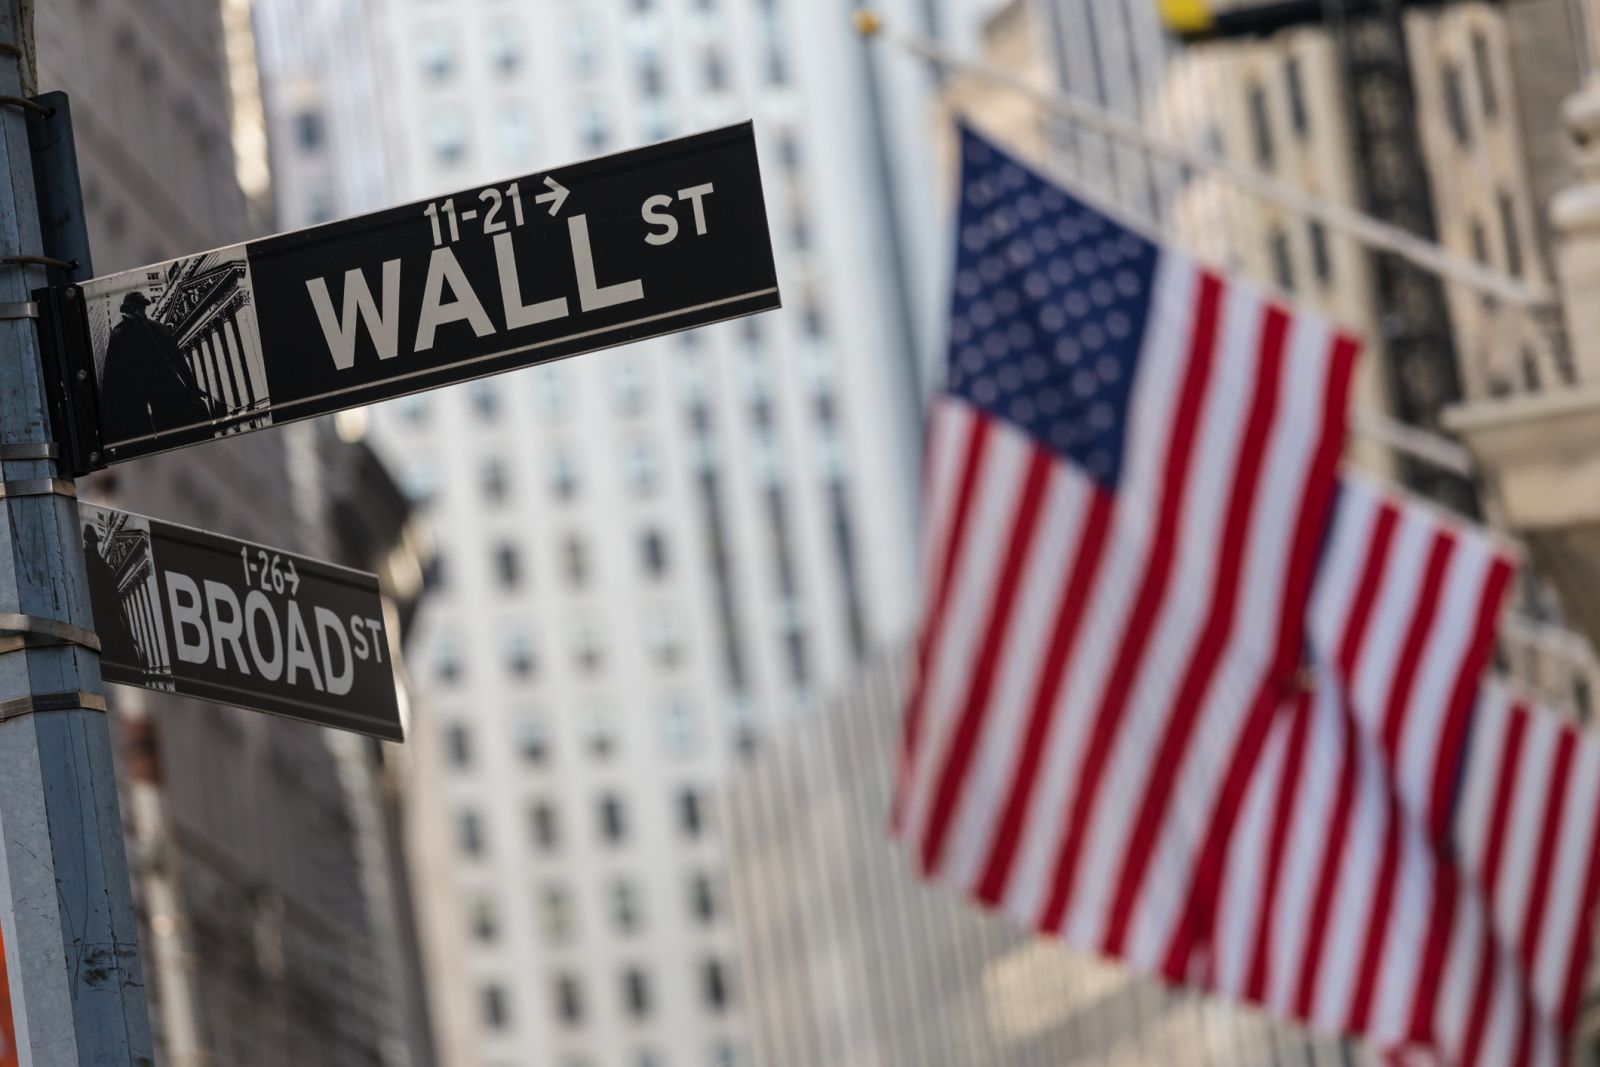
[0,2,153,1062]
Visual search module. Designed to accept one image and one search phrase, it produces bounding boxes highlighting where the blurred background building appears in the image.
[32,2,430,1065]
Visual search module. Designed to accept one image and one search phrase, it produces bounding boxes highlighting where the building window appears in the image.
[534,366,572,419]
[1248,83,1273,167]
[487,16,523,78]
[1284,56,1308,136]
[701,958,729,1012]
[435,632,461,683]
[711,1041,739,1067]
[294,110,324,151]
[495,102,536,169]
[481,458,508,504]
[1470,217,1489,265]
[1472,30,1498,118]
[678,787,703,839]
[458,809,486,857]
[495,543,522,588]
[641,528,670,578]
[554,973,584,1025]
[625,438,661,496]
[516,710,548,764]
[600,793,627,843]
[483,983,510,1030]
[531,800,560,850]
[1269,228,1294,292]
[584,698,618,758]
[704,48,728,91]
[661,695,696,756]
[418,28,458,82]
[574,621,606,675]
[612,878,643,934]
[402,459,437,505]
[1444,62,1471,147]
[429,109,468,167]
[579,98,610,151]
[469,380,500,419]
[445,722,473,768]
[503,625,536,679]
[470,894,499,942]
[646,609,684,668]
[1308,221,1332,285]
[1498,191,1523,278]
[783,624,809,688]
[566,11,601,77]
[622,967,651,1018]
[563,535,591,587]
[689,871,718,923]
[541,884,573,942]
[777,129,801,171]
[1577,676,1593,722]
[549,444,580,501]
[612,354,648,414]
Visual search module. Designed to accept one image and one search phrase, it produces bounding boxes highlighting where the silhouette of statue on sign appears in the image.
[99,290,213,444]
[80,526,142,671]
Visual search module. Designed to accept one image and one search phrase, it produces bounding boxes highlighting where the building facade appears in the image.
[33,2,422,1064]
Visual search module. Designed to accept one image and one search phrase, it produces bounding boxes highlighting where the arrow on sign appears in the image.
[535,176,569,216]
[285,558,301,596]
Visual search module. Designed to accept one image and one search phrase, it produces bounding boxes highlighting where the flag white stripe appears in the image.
[899,420,1034,849]
[1494,710,1561,964]
[1311,725,1388,1031]
[1212,714,1289,997]
[937,466,1092,892]
[1532,733,1600,1014]
[1347,507,1432,739]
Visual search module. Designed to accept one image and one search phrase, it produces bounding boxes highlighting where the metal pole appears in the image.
[0,1,154,1063]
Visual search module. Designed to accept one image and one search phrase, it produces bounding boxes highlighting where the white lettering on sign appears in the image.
[160,570,382,692]
[639,184,716,247]
[415,246,496,353]
[305,259,402,369]
[305,211,651,369]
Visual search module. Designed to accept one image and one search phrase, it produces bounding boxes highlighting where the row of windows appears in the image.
[488,869,723,947]
[444,691,701,770]
[460,788,708,858]
[480,958,733,1031]
[425,527,672,598]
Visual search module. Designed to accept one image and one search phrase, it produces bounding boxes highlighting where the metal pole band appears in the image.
[0,254,72,270]
[0,97,50,118]
[0,613,100,653]
[0,478,74,499]
[0,300,37,319]
[0,442,56,460]
[0,690,107,722]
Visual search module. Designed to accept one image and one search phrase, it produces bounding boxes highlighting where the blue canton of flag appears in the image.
[945,132,1158,489]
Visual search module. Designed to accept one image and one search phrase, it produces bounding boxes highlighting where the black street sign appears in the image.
[67,123,779,467]
[79,503,403,741]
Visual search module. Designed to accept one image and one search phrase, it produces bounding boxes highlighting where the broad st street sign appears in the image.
[79,503,403,741]
[60,123,778,467]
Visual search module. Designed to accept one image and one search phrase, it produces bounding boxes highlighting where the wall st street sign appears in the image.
[79,503,402,741]
[60,123,778,467]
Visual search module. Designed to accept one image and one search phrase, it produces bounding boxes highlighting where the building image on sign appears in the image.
[82,244,271,450]
[80,506,175,691]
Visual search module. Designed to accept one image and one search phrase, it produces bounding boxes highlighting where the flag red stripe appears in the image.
[1245,686,1314,1002]
[1293,701,1362,1019]
[1460,920,1498,1067]
[972,488,1115,906]
[1482,705,1529,904]
[1520,730,1576,976]
[1101,303,1291,956]
[1408,860,1459,1044]
[1350,785,1405,1030]
[1336,501,1400,680]
[1036,270,1225,934]
[1429,558,1514,838]
[1379,531,1456,759]
[1559,787,1600,1025]
[893,415,992,830]
[919,446,1054,873]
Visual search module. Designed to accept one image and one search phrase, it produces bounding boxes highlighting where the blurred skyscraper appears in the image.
[250,1,977,1065]
[33,2,426,1065]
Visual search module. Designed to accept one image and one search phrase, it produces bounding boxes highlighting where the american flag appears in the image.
[894,126,1357,973]
[897,125,1600,1062]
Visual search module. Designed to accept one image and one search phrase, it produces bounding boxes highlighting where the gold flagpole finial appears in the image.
[852,9,883,36]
